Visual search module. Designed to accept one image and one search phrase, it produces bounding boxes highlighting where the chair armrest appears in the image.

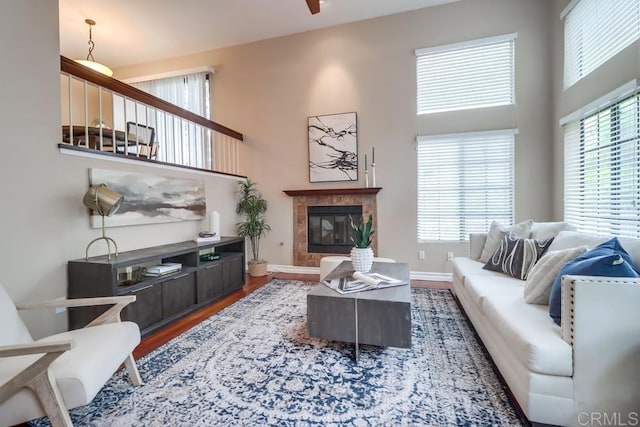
[469,233,487,261]
[17,295,136,328]
[15,295,136,310]
[0,341,73,358]
[0,341,74,409]
[561,275,640,417]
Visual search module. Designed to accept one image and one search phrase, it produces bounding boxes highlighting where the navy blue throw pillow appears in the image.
[548,237,640,325]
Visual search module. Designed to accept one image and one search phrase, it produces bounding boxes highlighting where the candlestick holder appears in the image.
[365,170,369,188]
[371,162,376,187]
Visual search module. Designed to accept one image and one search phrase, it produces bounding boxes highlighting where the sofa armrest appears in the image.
[469,233,487,261]
[561,275,640,418]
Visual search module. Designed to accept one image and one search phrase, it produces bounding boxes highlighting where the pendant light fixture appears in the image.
[75,19,113,77]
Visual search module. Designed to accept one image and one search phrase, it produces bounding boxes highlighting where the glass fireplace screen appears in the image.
[307,205,362,254]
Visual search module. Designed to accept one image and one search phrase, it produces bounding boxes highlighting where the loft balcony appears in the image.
[59,56,247,177]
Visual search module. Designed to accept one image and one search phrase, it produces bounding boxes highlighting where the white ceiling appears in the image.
[59,0,457,69]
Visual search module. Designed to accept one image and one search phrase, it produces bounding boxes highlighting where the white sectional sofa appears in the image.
[452,229,640,426]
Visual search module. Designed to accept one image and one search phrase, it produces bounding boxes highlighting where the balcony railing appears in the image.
[59,56,246,177]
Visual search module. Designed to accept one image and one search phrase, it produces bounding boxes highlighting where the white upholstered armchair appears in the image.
[0,283,142,426]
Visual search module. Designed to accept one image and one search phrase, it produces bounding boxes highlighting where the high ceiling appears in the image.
[59,0,457,69]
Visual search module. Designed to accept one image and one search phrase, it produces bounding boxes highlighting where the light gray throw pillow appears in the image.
[523,246,588,305]
[479,219,533,263]
[529,222,576,240]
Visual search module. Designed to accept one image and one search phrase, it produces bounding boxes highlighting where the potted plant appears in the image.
[349,214,375,272]
[236,178,271,277]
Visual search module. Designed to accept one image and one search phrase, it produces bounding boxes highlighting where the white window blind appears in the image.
[564,87,640,238]
[417,130,515,242]
[416,33,516,115]
[563,0,640,88]
[131,72,210,119]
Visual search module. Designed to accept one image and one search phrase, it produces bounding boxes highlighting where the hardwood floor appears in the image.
[134,273,450,358]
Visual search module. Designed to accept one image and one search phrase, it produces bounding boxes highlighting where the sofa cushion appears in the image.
[482,292,573,377]
[483,233,554,280]
[547,230,608,252]
[479,219,533,263]
[463,273,525,310]
[524,246,588,305]
[549,237,640,325]
[530,222,576,240]
[452,257,499,286]
[547,230,640,267]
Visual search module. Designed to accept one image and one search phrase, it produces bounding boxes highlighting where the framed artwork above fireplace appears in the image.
[308,112,358,182]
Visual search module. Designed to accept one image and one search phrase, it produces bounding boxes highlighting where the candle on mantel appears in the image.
[372,146,375,164]
[365,154,368,172]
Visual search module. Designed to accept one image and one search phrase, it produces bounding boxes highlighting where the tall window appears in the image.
[563,0,640,88]
[417,130,515,242]
[118,72,212,167]
[563,85,640,238]
[416,34,517,241]
[415,33,516,114]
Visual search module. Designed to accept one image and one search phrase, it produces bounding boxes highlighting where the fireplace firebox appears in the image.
[307,205,362,254]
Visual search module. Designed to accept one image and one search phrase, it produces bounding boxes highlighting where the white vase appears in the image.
[351,247,374,273]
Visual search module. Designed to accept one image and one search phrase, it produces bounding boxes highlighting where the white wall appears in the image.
[117,0,555,273]
[0,1,242,338]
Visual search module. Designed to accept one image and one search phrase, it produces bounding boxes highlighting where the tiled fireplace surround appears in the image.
[284,188,381,267]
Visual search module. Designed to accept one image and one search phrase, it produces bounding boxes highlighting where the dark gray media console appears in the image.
[67,237,245,336]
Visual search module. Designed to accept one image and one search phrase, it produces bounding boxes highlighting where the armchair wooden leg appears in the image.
[124,354,142,386]
[0,346,72,427]
[29,370,73,427]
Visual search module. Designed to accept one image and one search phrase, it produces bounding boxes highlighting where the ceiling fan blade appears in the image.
[306,0,320,14]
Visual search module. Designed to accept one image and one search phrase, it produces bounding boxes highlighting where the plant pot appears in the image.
[248,260,268,277]
[350,247,374,273]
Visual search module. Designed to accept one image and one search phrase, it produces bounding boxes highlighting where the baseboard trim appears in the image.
[268,264,452,282]
[268,264,320,274]
[410,271,453,282]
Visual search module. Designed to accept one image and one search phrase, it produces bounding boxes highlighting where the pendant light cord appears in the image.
[85,19,97,62]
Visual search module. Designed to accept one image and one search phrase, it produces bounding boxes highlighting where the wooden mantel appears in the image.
[283,187,382,197]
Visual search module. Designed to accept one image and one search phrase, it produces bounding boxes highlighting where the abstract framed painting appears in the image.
[88,168,206,228]
[308,112,358,182]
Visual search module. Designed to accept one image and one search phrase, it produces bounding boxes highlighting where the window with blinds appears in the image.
[563,0,640,88]
[564,87,640,238]
[417,130,515,242]
[415,33,516,115]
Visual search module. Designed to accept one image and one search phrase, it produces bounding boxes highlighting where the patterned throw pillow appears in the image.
[523,246,588,305]
[479,219,533,263]
[483,233,554,280]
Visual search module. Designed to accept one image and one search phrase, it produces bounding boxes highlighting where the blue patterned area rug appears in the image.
[32,280,525,426]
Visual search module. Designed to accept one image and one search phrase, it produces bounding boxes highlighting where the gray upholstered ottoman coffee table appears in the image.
[307,262,411,360]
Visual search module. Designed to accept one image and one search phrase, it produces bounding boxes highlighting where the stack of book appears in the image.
[144,262,182,277]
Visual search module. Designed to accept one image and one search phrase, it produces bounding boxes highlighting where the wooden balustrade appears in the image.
[59,56,246,177]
